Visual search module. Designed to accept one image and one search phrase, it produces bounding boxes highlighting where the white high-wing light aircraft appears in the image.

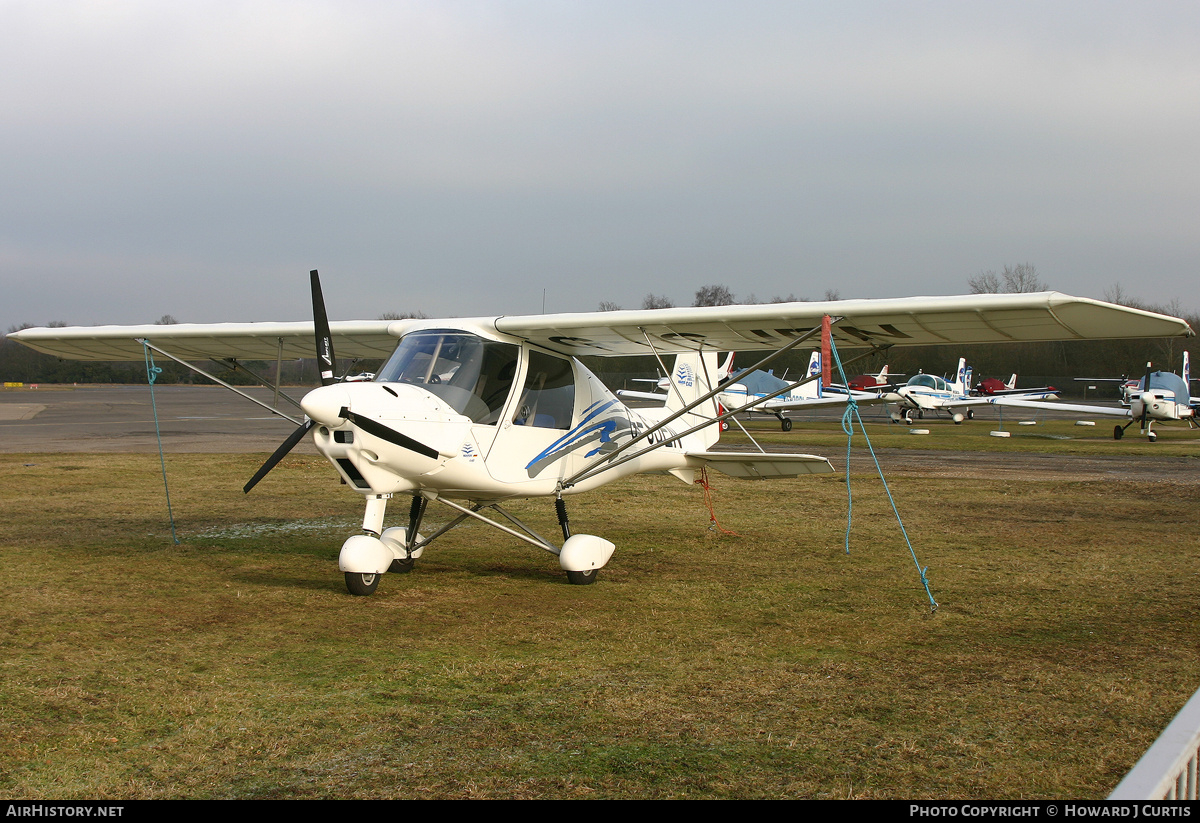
[989,353,1195,442]
[884,358,1061,425]
[9,275,1192,594]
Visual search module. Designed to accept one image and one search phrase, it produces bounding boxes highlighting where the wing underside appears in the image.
[8,321,397,361]
[493,292,1193,356]
[8,291,1192,362]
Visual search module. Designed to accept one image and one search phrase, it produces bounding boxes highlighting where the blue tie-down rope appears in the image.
[829,339,936,611]
[142,343,179,545]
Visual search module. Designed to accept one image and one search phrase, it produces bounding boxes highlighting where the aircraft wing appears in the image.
[756,391,891,412]
[9,291,1192,362]
[688,451,835,479]
[978,386,1059,397]
[616,389,668,403]
[984,397,1131,418]
[942,389,1062,409]
[490,291,1193,356]
[7,321,397,361]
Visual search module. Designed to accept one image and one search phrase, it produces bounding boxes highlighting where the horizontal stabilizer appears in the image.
[689,450,834,479]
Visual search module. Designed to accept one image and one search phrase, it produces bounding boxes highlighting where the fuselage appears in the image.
[299,325,713,501]
[1127,371,1193,422]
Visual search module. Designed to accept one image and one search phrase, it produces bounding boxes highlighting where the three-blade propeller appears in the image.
[243,270,438,494]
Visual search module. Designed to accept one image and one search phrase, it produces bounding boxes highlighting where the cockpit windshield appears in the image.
[376,330,520,424]
[907,374,946,391]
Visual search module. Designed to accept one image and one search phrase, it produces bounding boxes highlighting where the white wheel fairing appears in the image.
[559,534,615,572]
[381,526,425,560]
[339,534,393,574]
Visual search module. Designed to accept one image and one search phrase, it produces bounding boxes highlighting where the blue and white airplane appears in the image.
[990,353,1195,442]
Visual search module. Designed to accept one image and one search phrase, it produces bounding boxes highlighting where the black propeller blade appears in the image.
[339,407,439,460]
[244,419,316,494]
[1140,361,1153,429]
[311,269,338,387]
[245,269,335,493]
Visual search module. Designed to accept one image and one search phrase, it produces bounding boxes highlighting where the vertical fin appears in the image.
[717,352,735,382]
[664,351,723,449]
[953,358,967,394]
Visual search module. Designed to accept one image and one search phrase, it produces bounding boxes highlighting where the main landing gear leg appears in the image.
[557,496,597,586]
[344,494,391,596]
[388,494,427,573]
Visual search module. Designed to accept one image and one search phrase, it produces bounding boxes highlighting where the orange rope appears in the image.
[695,466,739,536]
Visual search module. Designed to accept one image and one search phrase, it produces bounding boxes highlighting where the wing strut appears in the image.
[565,344,882,489]
[560,324,821,489]
[137,340,304,425]
[215,357,305,412]
[560,320,885,489]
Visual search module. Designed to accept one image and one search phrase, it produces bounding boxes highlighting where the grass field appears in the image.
[1,431,1198,798]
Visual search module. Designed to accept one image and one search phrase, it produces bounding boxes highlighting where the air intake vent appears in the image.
[336,458,369,489]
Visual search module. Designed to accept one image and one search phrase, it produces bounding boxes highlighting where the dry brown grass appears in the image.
[1,450,1197,798]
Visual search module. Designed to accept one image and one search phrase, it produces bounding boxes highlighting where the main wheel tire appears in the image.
[566,568,598,585]
[967,409,974,420]
[388,557,415,574]
[1114,425,1124,440]
[781,418,793,432]
[1148,432,1157,442]
[345,571,380,596]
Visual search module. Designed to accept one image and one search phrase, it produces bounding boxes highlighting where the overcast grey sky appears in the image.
[3,0,1198,331]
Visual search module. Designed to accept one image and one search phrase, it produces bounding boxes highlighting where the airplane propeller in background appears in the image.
[1139,361,1153,431]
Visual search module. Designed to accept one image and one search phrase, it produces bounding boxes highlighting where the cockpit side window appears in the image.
[377,331,519,424]
[513,351,576,430]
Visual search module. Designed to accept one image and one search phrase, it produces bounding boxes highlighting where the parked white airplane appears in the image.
[884,358,1061,425]
[989,353,1195,442]
[9,277,1192,592]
